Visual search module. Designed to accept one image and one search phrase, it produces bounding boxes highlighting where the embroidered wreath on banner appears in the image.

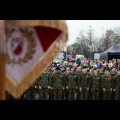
[6,28,36,66]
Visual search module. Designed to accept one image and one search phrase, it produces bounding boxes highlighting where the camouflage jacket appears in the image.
[102,74,112,89]
[38,73,49,88]
[52,72,63,89]
[62,73,68,87]
[75,71,83,87]
[98,72,104,88]
[68,72,76,89]
[114,75,120,89]
[81,72,89,88]
[110,73,116,89]
[92,74,100,90]
[88,73,94,88]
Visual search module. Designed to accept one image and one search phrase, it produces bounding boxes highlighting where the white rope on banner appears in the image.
[0,20,6,54]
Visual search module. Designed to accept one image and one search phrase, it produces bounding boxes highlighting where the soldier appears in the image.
[114,70,120,100]
[86,68,93,100]
[102,70,112,100]
[81,68,89,100]
[47,72,54,100]
[98,68,104,100]
[38,72,49,100]
[75,70,81,100]
[61,72,67,100]
[92,69,100,100]
[52,67,63,100]
[76,67,87,100]
[75,72,80,100]
[28,82,37,100]
[68,67,76,100]
[63,67,71,100]
[65,69,70,100]
[60,65,67,100]
[110,68,116,100]
[35,78,43,100]
[88,68,94,100]
[45,66,54,100]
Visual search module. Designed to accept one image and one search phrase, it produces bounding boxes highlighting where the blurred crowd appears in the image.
[50,56,120,73]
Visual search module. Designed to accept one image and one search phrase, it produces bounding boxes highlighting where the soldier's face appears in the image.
[77,67,81,71]
[112,69,115,73]
[61,68,65,71]
[90,69,92,72]
[52,67,56,71]
[76,69,78,71]
[105,71,109,74]
[94,71,97,74]
[83,69,87,73]
[118,71,120,74]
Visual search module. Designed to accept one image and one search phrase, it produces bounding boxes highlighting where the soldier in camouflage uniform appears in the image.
[86,68,93,100]
[75,70,82,100]
[38,72,49,100]
[92,69,100,100]
[110,69,116,100]
[28,82,38,100]
[47,72,54,100]
[102,70,112,100]
[81,68,90,100]
[64,67,71,100]
[35,78,43,100]
[88,68,94,100]
[52,67,63,100]
[75,67,87,100]
[114,70,120,100]
[98,68,104,100]
[46,66,54,100]
[68,68,76,100]
[61,72,68,100]
[35,76,41,100]
[60,66,66,100]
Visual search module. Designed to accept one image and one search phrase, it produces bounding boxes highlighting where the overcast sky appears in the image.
[66,20,120,45]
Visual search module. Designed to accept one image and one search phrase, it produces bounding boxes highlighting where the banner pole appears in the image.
[0,20,6,100]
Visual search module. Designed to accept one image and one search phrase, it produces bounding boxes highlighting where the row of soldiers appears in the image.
[21,67,120,100]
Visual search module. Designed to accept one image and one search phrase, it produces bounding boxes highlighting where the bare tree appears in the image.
[113,27,120,44]
[67,27,120,59]
[86,26,95,52]
[103,30,114,50]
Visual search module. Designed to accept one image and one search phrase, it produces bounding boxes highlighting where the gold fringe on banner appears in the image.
[0,20,6,54]
[6,20,68,39]
[5,20,68,98]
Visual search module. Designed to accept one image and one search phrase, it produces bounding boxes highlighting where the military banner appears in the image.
[5,20,68,98]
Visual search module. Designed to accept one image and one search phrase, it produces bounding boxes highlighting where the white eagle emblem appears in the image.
[6,28,36,66]
[11,37,24,56]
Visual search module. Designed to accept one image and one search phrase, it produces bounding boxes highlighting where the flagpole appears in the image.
[0,20,6,100]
